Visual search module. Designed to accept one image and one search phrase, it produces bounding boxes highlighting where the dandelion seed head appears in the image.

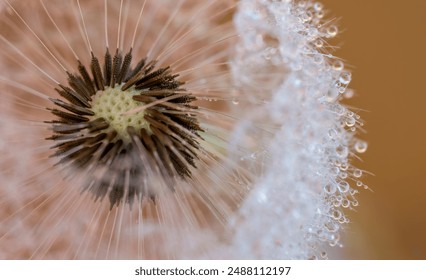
[0,0,366,259]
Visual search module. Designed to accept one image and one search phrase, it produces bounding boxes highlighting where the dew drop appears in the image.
[328,128,338,140]
[332,60,344,71]
[341,199,350,208]
[356,181,363,187]
[314,2,324,11]
[336,145,348,157]
[332,210,342,220]
[324,184,337,194]
[344,89,355,99]
[353,169,363,178]
[332,104,345,115]
[301,11,313,22]
[345,117,356,127]
[331,166,340,175]
[316,10,324,19]
[326,25,338,37]
[314,39,324,48]
[340,163,348,171]
[333,200,341,207]
[329,240,338,247]
[232,98,239,105]
[325,221,339,232]
[339,172,348,179]
[320,251,327,259]
[338,181,350,193]
[355,140,368,153]
[339,72,352,85]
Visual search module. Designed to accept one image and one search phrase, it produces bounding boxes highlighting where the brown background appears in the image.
[320,0,426,259]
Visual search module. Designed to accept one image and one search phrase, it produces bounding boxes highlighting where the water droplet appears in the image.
[331,166,340,175]
[314,39,323,48]
[338,181,350,193]
[320,251,327,259]
[316,10,324,19]
[344,89,355,99]
[332,60,344,71]
[336,145,348,157]
[345,117,356,127]
[327,88,340,100]
[326,25,338,37]
[353,169,363,178]
[324,184,337,194]
[356,181,363,187]
[325,221,339,232]
[339,172,348,179]
[232,98,239,105]
[339,72,352,85]
[341,199,350,208]
[301,11,313,22]
[355,140,368,153]
[332,210,342,220]
[314,2,324,11]
[340,163,348,171]
[328,128,338,140]
[350,189,359,195]
[338,217,347,224]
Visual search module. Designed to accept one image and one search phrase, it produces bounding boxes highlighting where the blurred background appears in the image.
[321,0,426,259]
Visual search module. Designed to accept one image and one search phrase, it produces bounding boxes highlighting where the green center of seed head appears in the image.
[91,84,149,141]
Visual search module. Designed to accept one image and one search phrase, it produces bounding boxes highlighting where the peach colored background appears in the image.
[321,0,426,259]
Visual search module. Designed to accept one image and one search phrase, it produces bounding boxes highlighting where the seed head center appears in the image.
[91,85,148,141]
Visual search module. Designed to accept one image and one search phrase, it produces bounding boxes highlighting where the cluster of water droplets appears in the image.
[228,0,367,259]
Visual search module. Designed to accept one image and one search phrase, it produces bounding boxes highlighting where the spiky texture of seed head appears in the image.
[0,0,366,260]
[48,48,202,207]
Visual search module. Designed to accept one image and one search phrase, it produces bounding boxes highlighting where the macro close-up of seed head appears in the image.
[0,0,366,260]
[48,46,203,207]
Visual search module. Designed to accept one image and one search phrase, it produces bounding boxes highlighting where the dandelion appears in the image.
[0,0,366,259]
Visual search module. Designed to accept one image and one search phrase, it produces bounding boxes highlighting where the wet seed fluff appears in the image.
[47,48,203,208]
